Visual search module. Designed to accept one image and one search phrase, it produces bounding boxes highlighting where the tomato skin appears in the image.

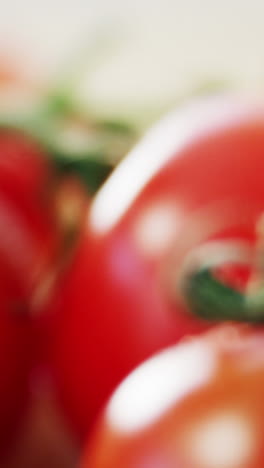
[82,325,264,468]
[49,95,264,438]
[0,129,52,204]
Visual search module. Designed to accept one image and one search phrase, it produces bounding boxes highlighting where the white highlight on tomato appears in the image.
[107,340,216,434]
[134,202,181,258]
[90,94,264,234]
[186,411,254,468]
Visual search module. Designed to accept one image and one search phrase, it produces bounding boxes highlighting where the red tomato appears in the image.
[0,251,34,461]
[0,129,59,310]
[48,95,264,438]
[0,128,66,458]
[82,325,264,468]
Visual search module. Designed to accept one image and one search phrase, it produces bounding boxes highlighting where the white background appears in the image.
[1,1,264,123]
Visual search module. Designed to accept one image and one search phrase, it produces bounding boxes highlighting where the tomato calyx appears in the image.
[0,85,137,194]
[182,267,250,322]
[179,233,264,323]
[0,120,113,195]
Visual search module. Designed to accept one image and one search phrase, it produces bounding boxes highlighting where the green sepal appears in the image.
[183,268,264,323]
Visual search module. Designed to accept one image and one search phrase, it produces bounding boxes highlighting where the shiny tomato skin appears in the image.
[49,95,264,438]
[82,325,264,468]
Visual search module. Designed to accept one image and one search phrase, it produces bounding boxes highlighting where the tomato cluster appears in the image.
[2,94,264,467]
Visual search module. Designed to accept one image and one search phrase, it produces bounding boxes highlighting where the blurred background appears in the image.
[1,1,264,466]
[3,0,264,126]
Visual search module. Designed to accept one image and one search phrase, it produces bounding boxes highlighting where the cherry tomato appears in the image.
[48,95,264,438]
[83,325,264,468]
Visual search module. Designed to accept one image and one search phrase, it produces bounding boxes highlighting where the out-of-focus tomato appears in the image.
[0,129,60,311]
[0,63,90,460]
[48,95,264,438]
[0,128,53,458]
[0,128,82,459]
[0,273,34,459]
[82,325,264,468]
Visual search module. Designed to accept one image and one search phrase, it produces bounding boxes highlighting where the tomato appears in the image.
[0,128,70,458]
[0,75,89,458]
[48,95,264,438]
[82,325,264,468]
[0,273,33,460]
[0,129,58,309]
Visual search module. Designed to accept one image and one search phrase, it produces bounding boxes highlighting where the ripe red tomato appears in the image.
[0,274,33,460]
[0,129,60,310]
[48,95,264,438]
[82,325,264,468]
[0,128,68,458]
